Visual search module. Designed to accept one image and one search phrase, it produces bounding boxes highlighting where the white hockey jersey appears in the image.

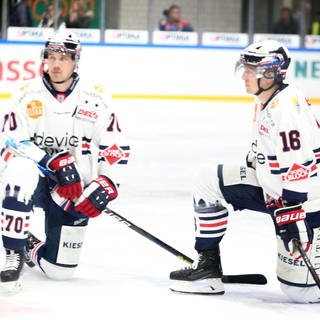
[0,74,130,185]
[249,84,320,205]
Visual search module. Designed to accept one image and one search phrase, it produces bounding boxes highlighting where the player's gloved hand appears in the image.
[274,203,313,256]
[246,150,256,169]
[265,194,283,210]
[74,175,118,218]
[40,150,83,199]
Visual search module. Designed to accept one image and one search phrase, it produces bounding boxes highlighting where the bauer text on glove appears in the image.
[274,204,313,255]
[40,150,83,199]
[74,175,118,218]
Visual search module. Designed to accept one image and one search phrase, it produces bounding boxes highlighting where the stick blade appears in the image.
[222,274,267,285]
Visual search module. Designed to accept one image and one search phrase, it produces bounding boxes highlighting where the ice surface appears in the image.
[0,100,319,319]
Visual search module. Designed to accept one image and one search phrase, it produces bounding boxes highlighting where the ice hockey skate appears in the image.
[25,232,42,268]
[0,249,25,293]
[170,248,224,294]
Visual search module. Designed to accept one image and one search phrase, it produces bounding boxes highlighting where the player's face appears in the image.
[241,65,259,94]
[46,51,76,83]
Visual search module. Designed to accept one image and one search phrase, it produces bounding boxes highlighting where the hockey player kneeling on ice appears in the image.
[170,40,320,303]
[0,30,128,291]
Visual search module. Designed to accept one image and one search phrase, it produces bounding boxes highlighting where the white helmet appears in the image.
[237,40,291,83]
[41,31,81,63]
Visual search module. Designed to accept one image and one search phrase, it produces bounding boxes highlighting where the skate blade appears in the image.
[170,278,225,295]
[0,280,23,295]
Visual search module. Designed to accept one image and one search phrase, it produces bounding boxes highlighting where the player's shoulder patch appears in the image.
[270,97,279,109]
[291,96,299,107]
[18,83,30,91]
[93,83,105,94]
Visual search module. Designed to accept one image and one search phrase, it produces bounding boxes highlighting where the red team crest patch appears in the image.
[99,144,130,165]
[283,163,313,181]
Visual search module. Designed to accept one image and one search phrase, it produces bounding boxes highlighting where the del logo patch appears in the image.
[99,144,130,165]
[76,108,98,122]
[259,123,269,135]
[27,100,43,119]
[283,163,311,181]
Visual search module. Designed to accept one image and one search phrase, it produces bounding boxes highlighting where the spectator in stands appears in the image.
[159,4,193,32]
[293,0,312,33]
[311,11,320,35]
[272,7,299,34]
[65,0,93,29]
[9,0,33,27]
[38,3,65,28]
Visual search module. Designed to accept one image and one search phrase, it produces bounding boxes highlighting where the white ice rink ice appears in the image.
[0,99,319,320]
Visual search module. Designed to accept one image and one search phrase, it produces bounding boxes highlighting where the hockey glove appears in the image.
[265,194,283,210]
[246,150,256,169]
[40,150,83,199]
[74,175,118,218]
[274,204,312,256]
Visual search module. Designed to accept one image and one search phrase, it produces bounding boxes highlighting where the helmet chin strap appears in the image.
[254,78,277,96]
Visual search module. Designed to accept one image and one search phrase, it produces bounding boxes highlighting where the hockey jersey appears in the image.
[0,74,130,185]
[249,84,320,205]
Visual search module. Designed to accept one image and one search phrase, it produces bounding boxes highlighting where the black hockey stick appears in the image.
[3,137,267,285]
[293,239,320,289]
[105,207,267,285]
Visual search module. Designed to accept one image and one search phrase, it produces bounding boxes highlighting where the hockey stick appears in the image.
[293,239,320,289]
[105,207,267,285]
[2,136,267,285]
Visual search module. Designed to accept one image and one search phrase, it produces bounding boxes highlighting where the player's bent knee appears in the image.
[280,283,320,303]
[192,165,224,210]
[38,258,77,280]
[2,156,39,197]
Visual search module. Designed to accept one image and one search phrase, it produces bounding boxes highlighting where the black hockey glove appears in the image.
[274,204,313,256]
[74,175,118,218]
[40,150,83,199]
[246,150,256,169]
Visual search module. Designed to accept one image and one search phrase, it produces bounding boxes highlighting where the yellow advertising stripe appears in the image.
[0,93,12,100]
[112,94,254,102]
[1,92,320,105]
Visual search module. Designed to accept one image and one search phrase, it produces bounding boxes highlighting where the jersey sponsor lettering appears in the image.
[282,163,315,182]
[62,241,83,249]
[277,252,305,266]
[98,144,130,165]
[32,132,79,148]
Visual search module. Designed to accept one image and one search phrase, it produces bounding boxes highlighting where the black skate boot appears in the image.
[25,232,42,268]
[170,248,224,294]
[0,249,25,292]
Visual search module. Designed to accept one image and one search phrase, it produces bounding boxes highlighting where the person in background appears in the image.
[9,0,33,27]
[311,11,320,35]
[38,3,65,28]
[159,4,193,32]
[169,39,320,303]
[293,0,312,33]
[272,7,299,34]
[0,30,129,293]
[65,0,93,29]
